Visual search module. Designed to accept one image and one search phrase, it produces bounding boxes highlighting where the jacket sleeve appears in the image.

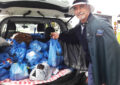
[59,25,80,43]
[90,19,120,85]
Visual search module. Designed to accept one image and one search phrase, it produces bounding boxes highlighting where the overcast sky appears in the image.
[90,0,120,16]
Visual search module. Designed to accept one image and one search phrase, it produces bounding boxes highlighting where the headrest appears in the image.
[37,23,45,32]
[7,20,16,30]
[45,27,55,38]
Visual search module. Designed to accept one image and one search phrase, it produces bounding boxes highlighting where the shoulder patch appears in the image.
[96,29,104,36]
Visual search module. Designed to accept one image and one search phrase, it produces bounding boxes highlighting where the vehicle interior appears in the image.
[0,16,68,42]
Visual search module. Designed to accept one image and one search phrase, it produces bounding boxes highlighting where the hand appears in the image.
[51,32,59,39]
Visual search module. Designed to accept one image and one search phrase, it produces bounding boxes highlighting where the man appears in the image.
[51,0,120,85]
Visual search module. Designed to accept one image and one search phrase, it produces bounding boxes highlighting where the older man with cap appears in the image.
[51,0,120,85]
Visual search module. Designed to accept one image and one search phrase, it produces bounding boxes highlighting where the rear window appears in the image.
[1,21,61,39]
[15,22,60,34]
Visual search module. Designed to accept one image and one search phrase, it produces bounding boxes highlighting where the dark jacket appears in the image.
[59,24,88,71]
[59,14,120,85]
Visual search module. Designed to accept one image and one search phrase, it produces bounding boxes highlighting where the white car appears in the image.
[0,0,88,85]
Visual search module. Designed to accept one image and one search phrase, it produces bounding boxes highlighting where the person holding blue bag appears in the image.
[51,0,120,85]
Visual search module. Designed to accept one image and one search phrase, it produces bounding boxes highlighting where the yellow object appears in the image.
[117,30,120,44]
[27,66,30,69]
[51,22,55,27]
[114,22,117,25]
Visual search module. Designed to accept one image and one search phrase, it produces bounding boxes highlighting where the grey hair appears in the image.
[89,4,94,12]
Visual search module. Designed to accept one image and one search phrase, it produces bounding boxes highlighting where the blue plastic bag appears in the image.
[9,42,27,63]
[10,63,28,80]
[48,39,63,67]
[29,40,48,52]
[31,33,45,39]
[15,47,26,63]
[26,49,43,66]
[0,68,9,81]
[29,40,42,52]
[39,41,48,51]
[55,40,62,55]
[18,42,26,48]
[43,51,48,58]
[0,60,12,69]
[0,53,10,62]
[0,53,13,69]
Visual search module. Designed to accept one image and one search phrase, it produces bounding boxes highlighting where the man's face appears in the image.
[73,4,90,23]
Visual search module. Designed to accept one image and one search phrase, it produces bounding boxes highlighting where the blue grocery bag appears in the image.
[0,68,9,81]
[10,63,28,80]
[26,49,43,66]
[9,41,26,63]
[48,39,63,67]
[29,40,48,52]
[0,53,12,69]
[15,47,26,63]
[29,40,42,52]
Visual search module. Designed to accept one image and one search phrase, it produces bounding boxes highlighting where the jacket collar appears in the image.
[87,13,95,24]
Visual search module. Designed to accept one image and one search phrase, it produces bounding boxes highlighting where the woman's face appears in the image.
[73,4,90,23]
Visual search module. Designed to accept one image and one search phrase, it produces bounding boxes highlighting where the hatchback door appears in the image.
[0,0,74,18]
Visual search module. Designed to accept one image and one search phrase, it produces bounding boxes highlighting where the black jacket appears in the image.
[59,24,88,71]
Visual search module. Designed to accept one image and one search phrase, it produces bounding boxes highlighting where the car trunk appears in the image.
[0,0,88,85]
